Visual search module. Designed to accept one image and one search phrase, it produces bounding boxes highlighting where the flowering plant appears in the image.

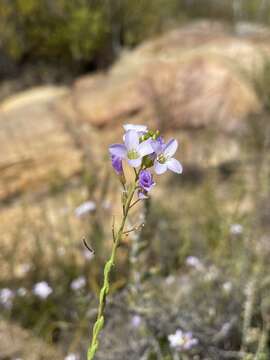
[87,124,182,359]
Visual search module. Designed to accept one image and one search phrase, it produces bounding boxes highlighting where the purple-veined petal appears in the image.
[164,139,178,157]
[128,157,142,168]
[125,130,139,151]
[109,144,127,158]
[167,158,183,174]
[138,138,153,157]
[123,124,148,132]
[154,160,167,175]
[151,139,162,154]
[111,155,123,174]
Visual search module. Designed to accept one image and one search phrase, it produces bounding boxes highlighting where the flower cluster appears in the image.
[109,124,182,198]
[88,124,182,359]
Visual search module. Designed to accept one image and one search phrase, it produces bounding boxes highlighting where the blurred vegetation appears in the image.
[1,62,270,358]
[1,0,270,74]
[1,1,270,358]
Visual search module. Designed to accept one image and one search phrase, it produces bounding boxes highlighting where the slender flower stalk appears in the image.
[87,183,137,360]
[87,124,182,359]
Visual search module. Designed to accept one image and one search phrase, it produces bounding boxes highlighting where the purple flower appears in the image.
[138,170,155,199]
[109,130,153,168]
[139,170,155,192]
[111,154,123,174]
[130,314,142,328]
[147,136,165,163]
[152,138,183,175]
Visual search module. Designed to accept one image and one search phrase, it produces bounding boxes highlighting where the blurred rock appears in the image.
[0,320,63,360]
[0,21,268,360]
[66,21,270,130]
[1,21,270,202]
[1,21,269,203]
[0,86,83,201]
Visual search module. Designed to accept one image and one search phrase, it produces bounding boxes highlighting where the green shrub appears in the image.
[1,0,269,69]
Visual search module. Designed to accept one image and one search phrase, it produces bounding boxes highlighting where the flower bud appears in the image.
[142,155,154,168]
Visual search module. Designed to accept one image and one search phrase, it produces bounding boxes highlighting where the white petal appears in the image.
[154,160,167,174]
[167,158,183,174]
[128,157,142,168]
[75,201,96,217]
[123,124,147,132]
[109,144,127,158]
[164,139,178,157]
[138,138,153,157]
[125,130,139,151]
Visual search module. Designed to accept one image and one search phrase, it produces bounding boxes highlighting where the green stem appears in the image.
[87,183,137,360]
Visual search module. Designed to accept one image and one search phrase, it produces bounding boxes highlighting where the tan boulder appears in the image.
[68,21,270,130]
[1,21,270,202]
[0,86,83,201]
[71,72,147,127]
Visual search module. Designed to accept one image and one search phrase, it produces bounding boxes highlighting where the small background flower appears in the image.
[130,314,142,328]
[33,282,53,299]
[17,287,27,297]
[230,223,243,235]
[70,276,86,291]
[64,353,80,360]
[186,256,204,271]
[75,201,96,218]
[168,329,198,351]
[0,288,14,309]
